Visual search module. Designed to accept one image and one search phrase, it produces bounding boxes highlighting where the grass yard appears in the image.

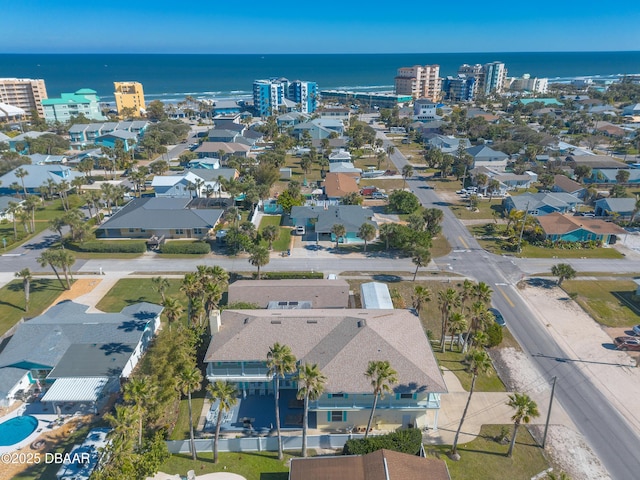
[95,277,187,312]
[433,424,549,480]
[258,215,292,251]
[159,451,291,480]
[561,279,640,328]
[169,388,207,440]
[0,279,69,336]
[468,224,625,259]
[361,178,407,191]
[450,199,504,220]
[431,234,452,257]
[434,350,506,392]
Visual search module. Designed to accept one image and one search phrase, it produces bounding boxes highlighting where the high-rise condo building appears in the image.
[442,75,477,102]
[482,62,507,95]
[42,88,107,123]
[253,78,318,117]
[508,74,549,94]
[113,81,146,118]
[395,65,441,101]
[0,78,48,117]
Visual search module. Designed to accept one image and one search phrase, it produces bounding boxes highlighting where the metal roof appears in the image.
[360,282,394,309]
[41,377,109,403]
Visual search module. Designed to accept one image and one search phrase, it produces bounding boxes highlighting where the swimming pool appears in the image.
[0,415,39,446]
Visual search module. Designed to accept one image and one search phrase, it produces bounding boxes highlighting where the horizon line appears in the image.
[1,50,640,55]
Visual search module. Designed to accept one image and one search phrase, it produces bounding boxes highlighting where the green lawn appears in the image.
[258,215,292,251]
[95,278,187,312]
[561,279,640,328]
[450,199,504,220]
[469,224,624,259]
[434,424,549,480]
[160,451,291,480]
[0,279,68,336]
[170,388,207,440]
[434,350,506,392]
[363,178,407,191]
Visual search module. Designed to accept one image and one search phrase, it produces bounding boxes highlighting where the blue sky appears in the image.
[4,0,640,53]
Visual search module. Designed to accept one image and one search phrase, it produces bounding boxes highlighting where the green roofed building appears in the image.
[42,88,107,123]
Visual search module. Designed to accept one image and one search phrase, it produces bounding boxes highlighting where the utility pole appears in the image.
[517,201,530,253]
[542,376,557,449]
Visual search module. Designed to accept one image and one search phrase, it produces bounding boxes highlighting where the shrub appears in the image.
[73,240,146,253]
[159,241,210,254]
[486,322,503,347]
[388,190,421,214]
[343,428,422,456]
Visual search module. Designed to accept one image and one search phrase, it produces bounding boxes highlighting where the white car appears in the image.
[295,226,306,235]
[633,324,640,336]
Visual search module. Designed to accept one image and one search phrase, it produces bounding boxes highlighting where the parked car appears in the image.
[295,225,306,235]
[614,336,640,351]
[633,324,640,336]
[372,192,388,200]
[488,308,506,327]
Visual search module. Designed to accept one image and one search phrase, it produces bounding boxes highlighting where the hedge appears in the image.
[159,241,210,254]
[251,271,324,280]
[73,241,146,253]
[342,428,422,456]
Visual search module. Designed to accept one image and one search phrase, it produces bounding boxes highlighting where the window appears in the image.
[194,228,203,235]
[330,411,344,422]
[400,393,413,399]
[331,393,344,398]
[175,229,184,235]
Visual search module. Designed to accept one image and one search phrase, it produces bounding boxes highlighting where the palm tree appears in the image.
[295,363,326,457]
[459,279,475,313]
[14,167,28,198]
[506,392,540,457]
[7,202,21,240]
[177,367,203,460]
[37,249,75,290]
[438,288,461,353]
[162,297,183,332]
[266,343,297,460]
[551,263,576,286]
[364,360,398,439]
[411,285,431,315]
[249,245,270,280]
[450,349,492,458]
[357,223,376,252]
[262,224,280,250]
[447,312,467,351]
[378,223,396,251]
[15,268,32,312]
[151,276,170,303]
[123,377,155,447]
[104,404,137,455]
[206,381,238,463]
[331,224,346,249]
[411,247,431,281]
[402,164,414,189]
[473,281,493,305]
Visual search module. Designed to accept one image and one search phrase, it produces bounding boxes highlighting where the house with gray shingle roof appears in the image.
[205,308,446,432]
[503,192,582,216]
[466,145,509,170]
[95,196,223,240]
[291,205,377,243]
[594,197,637,220]
[0,164,83,195]
[0,195,23,221]
[0,300,162,407]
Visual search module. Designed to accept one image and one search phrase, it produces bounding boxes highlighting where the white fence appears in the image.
[166,433,363,454]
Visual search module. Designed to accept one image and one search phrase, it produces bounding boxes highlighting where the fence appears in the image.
[166,433,363,454]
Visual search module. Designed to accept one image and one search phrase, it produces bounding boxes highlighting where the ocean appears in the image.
[1,52,639,104]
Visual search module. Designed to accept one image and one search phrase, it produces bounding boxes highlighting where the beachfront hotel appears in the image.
[0,78,48,117]
[394,64,441,102]
[113,81,146,118]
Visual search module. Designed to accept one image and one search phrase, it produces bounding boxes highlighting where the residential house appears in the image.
[552,174,586,199]
[207,129,244,143]
[425,135,471,154]
[212,100,241,116]
[204,308,447,432]
[412,99,440,122]
[536,213,627,245]
[68,121,148,148]
[0,300,162,408]
[503,192,582,216]
[0,165,83,195]
[152,171,210,198]
[94,130,138,152]
[26,153,67,165]
[329,162,362,177]
[277,112,311,129]
[95,197,223,240]
[623,103,640,116]
[7,131,48,153]
[291,205,376,243]
[323,172,360,200]
[0,196,23,221]
[228,279,350,309]
[186,158,221,170]
[594,198,637,220]
[292,119,344,140]
[472,167,535,194]
[289,449,450,480]
[566,155,629,183]
[595,122,627,138]
[317,106,350,124]
[195,142,251,160]
[328,149,352,163]
[466,145,509,170]
[42,89,107,123]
